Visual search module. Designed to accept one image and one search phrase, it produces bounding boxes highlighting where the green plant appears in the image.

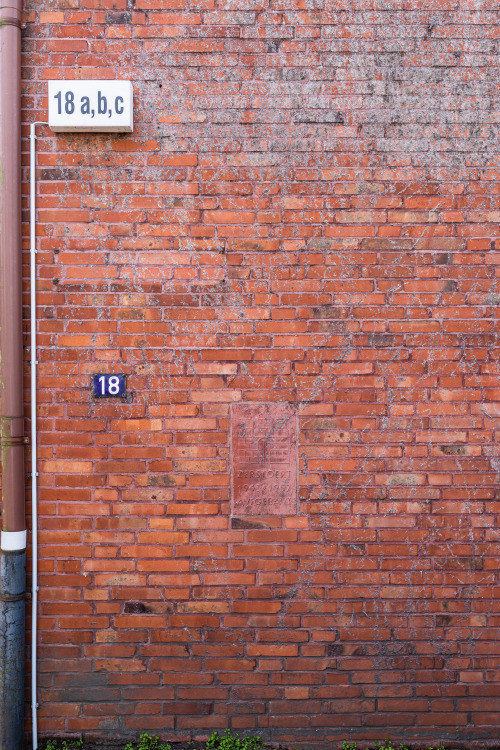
[375,742,409,750]
[206,729,264,750]
[43,740,83,750]
[124,734,172,750]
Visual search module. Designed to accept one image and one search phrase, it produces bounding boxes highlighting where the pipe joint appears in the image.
[1,530,27,551]
[0,3,22,27]
[0,415,24,436]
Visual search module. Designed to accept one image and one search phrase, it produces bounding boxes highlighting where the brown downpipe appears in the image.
[0,1,25,537]
[0,2,26,749]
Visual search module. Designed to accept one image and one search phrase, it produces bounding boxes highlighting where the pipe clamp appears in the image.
[0,16,22,28]
[0,435,26,446]
[0,592,25,602]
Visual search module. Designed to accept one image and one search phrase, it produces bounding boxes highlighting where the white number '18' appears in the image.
[98,375,120,395]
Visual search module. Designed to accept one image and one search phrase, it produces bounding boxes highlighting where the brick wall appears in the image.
[13,0,500,745]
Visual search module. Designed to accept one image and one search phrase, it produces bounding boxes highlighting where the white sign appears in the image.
[48,80,133,133]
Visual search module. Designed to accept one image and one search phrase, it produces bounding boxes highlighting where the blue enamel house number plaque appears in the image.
[93,374,127,398]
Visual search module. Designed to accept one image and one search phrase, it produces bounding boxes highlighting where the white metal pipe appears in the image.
[30,120,47,750]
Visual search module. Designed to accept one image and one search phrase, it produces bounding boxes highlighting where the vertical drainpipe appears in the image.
[0,1,27,750]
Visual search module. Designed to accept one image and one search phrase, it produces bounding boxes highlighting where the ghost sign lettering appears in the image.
[48,81,133,133]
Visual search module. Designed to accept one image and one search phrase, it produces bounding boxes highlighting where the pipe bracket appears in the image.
[0,435,26,446]
[0,592,25,602]
[0,16,22,28]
